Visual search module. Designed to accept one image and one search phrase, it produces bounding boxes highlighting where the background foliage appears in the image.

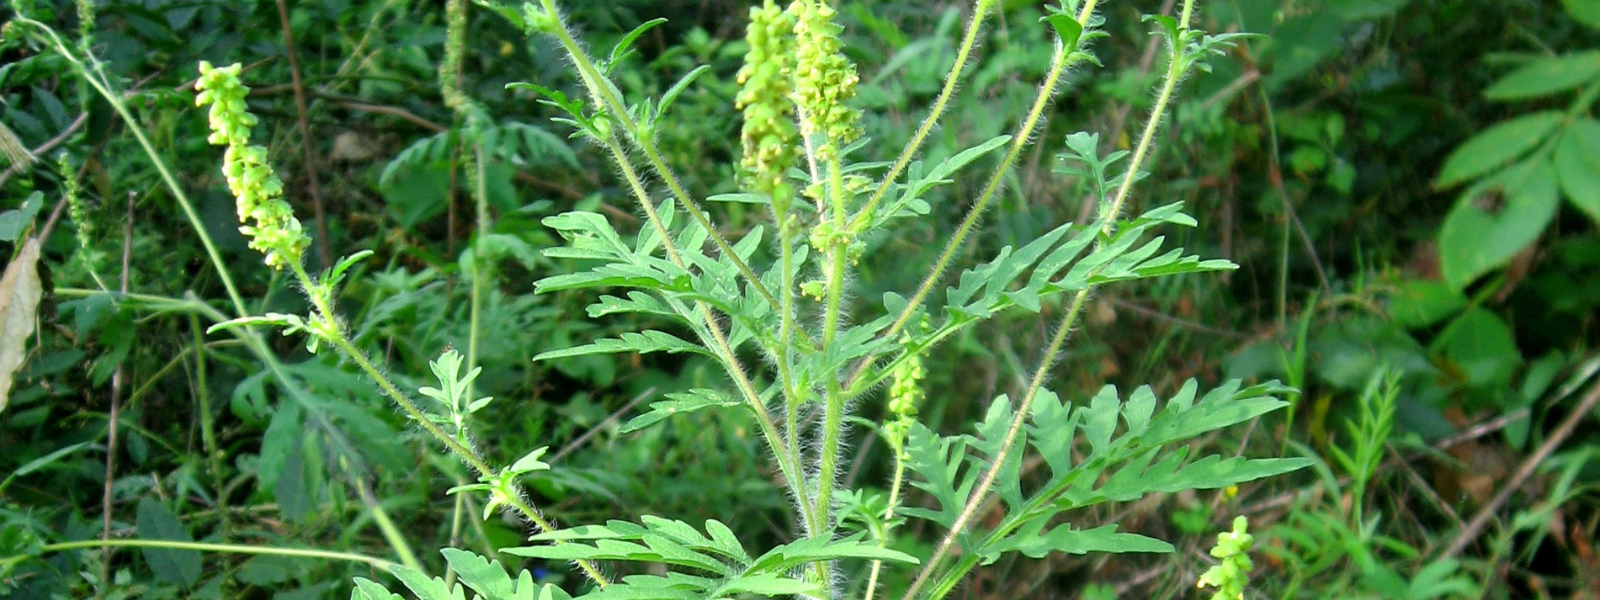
[1,0,1598,599]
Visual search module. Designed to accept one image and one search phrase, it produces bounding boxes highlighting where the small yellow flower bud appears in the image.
[736,0,801,213]
[194,62,311,270]
[789,0,861,163]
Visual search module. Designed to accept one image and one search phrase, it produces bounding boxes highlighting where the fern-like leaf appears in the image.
[508,517,910,599]
[620,389,743,434]
[534,330,710,361]
[901,378,1310,568]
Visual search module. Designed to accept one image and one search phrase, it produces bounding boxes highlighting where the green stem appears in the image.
[286,262,608,587]
[50,291,430,574]
[507,495,614,587]
[443,477,470,589]
[598,134,816,535]
[466,146,490,401]
[1102,1,1188,223]
[538,0,787,321]
[350,473,423,573]
[776,221,801,446]
[776,221,814,534]
[15,17,247,316]
[190,314,226,542]
[9,19,437,577]
[445,0,488,404]
[849,37,1078,390]
[902,2,1232,598]
[813,155,851,530]
[851,0,992,230]
[862,448,907,600]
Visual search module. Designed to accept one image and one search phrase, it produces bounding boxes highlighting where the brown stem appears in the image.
[1237,406,1534,516]
[1442,376,1600,558]
[99,192,134,593]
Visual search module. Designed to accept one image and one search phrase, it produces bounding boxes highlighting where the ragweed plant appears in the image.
[340,1,1307,600]
[191,60,614,591]
[12,0,1305,597]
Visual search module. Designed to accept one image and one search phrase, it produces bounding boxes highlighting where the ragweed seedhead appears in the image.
[883,344,924,453]
[789,0,860,163]
[75,0,95,51]
[1197,516,1256,600]
[57,153,107,270]
[195,61,310,270]
[736,0,801,213]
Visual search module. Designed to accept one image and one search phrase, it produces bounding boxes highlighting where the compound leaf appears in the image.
[620,389,742,433]
[1434,112,1562,188]
[535,330,710,361]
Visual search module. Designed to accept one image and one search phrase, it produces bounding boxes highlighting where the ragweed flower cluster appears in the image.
[194,61,310,270]
[57,154,105,270]
[882,345,924,453]
[789,0,860,163]
[1197,516,1256,600]
[736,0,801,213]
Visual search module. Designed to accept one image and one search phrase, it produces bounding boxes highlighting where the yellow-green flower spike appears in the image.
[736,0,801,213]
[789,0,861,163]
[194,61,311,270]
[1197,516,1256,600]
[883,344,924,452]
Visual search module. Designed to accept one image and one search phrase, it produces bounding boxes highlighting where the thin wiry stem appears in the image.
[465,147,491,402]
[813,152,851,529]
[538,0,792,327]
[14,16,249,315]
[537,0,821,538]
[862,449,908,600]
[851,0,992,230]
[45,290,428,574]
[845,21,1083,392]
[597,133,818,537]
[9,14,436,576]
[289,260,608,587]
[29,539,398,571]
[901,3,1222,599]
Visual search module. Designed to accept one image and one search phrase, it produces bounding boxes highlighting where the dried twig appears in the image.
[549,387,656,464]
[99,191,134,589]
[1442,377,1600,558]
[1239,406,1532,515]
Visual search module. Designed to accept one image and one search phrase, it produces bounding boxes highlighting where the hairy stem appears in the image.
[289,261,608,587]
[7,16,440,577]
[862,449,908,600]
[847,29,1082,390]
[598,134,818,536]
[50,287,427,572]
[191,314,226,542]
[813,154,851,529]
[466,147,490,401]
[443,0,493,409]
[538,0,789,322]
[901,3,1210,599]
[851,0,992,229]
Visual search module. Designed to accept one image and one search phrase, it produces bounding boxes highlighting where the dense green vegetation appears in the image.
[1,0,1598,599]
